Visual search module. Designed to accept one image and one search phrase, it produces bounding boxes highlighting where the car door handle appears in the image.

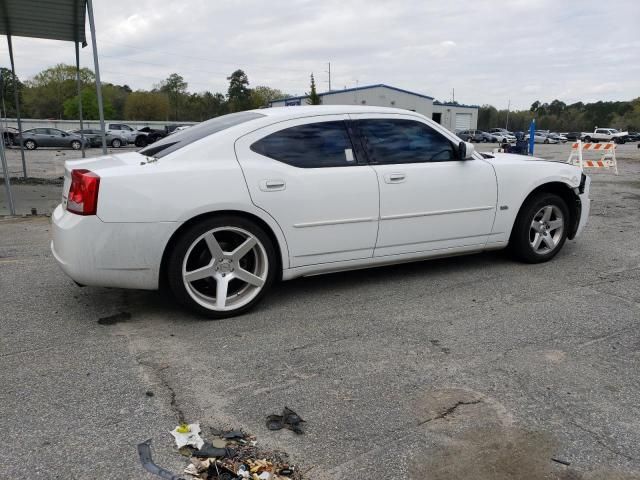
[384,173,406,183]
[259,179,286,192]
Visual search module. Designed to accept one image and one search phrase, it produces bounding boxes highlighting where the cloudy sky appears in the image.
[1,0,638,109]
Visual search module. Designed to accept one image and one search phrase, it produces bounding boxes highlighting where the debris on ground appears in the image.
[265,407,305,434]
[171,423,205,449]
[140,424,304,480]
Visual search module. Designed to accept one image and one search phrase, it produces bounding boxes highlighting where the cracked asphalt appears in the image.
[1,144,639,479]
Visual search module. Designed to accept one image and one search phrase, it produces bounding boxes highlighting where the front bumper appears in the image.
[51,205,178,290]
[574,175,591,238]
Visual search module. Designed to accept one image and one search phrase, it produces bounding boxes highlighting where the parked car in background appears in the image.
[479,131,499,142]
[626,132,640,142]
[51,106,591,318]
[137,126,167,144]
[547,132,567,143]
[15,128,89,150]
[491,132,516,143]
[456,129,484,142]
[1,126,18,146]
[69,129,128,148]
[489,128,514,136]
[166,124,192,134]
[525,132,558,144]
[582,128,628,144]
[563,132,583,141]
[106,123,149,147]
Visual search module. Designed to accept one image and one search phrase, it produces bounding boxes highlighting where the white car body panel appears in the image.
[50,105,589,291]
[235,114,379,267]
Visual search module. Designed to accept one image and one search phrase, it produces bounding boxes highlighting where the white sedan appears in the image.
[52,106,590,318]
[526,132,559,144]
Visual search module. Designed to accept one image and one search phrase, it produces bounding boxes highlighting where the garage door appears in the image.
[455,113,472,131]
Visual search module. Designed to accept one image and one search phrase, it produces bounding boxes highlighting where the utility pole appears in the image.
[505,99,511,130]
[452,88,455,103]
[325,62,331,91]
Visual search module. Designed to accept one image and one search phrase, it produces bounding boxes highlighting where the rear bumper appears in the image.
[51,205,178,290]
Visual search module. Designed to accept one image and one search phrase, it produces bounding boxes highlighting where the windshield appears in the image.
[140,111,265,158]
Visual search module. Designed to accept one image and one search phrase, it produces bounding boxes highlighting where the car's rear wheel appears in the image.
[71,140,82,150]
[135,136,147,148]
[584,136,592,143]
[510,193,569,263]
[24,139,37,150]
[167,216,277,319]
[111,138,122,148]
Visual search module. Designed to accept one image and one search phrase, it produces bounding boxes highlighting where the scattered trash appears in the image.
[97,311,131,325]
[146,390,155,397]
[140,425,303,480]
[551,457,571,466]
[266,407,305,434]
[170,423,205,450]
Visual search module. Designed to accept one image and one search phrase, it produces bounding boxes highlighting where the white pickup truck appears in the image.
[582,128,628,144]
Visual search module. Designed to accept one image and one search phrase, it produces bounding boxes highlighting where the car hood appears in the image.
[482,152,583,187]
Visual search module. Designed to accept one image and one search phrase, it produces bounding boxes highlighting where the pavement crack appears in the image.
[569,420,637,462]
[136,356,186,424]
[417,399,482,426]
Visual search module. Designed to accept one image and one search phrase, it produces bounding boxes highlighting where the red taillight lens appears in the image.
[67,169,100,215]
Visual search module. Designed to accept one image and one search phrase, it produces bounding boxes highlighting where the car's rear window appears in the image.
[140,111,265,158]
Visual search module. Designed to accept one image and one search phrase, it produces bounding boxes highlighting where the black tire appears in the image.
[584,136,592,143]
[509,193,569,264]
[543,138,549,144]
[71,140,82,150]
[167,215,277,319]
[111,138,122,148]
[134,136,147,148]
[24,139,37,150]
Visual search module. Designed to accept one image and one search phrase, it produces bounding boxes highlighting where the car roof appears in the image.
[256,105,424,119]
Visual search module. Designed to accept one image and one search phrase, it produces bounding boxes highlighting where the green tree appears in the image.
[159,73,188,121]
[0,67,24,117]
[307,74,320,105]
[250,86,288,109]
[102,83,131,119]
[227,69,252,112]
[124,91,170,121]
[63,87,114,119]
[23,63,94,118]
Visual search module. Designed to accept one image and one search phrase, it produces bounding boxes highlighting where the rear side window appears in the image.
[356,119,456,164]
[140,111,265,158]
[251,121,356,168]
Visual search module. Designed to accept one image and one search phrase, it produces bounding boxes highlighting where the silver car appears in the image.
[16,128,89,150]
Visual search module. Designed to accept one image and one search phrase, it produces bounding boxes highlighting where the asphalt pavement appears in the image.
[1,145,639,479]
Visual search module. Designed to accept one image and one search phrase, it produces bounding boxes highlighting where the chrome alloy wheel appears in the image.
[182,227,268,312]
[529,205,564,255]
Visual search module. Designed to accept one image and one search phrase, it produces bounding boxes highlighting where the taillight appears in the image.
[67,169,100,215]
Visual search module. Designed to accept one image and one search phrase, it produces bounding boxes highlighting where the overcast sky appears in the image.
[1,0,638,110]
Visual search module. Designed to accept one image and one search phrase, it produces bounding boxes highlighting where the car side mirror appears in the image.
[458,141,475,160]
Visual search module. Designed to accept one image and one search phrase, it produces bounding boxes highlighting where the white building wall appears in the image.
[432,104,478,131]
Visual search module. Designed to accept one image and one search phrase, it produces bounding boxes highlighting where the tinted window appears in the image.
[356,119,456,164]
[250,121,355,168]
[110,124,121,130]
[140,111,265,159]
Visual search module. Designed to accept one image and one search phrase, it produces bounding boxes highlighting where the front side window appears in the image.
[356,119,456,164]
[251,121,356,168]
[110,124,121,130]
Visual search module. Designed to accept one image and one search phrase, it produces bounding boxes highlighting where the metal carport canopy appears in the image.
[0,0,107,216]
[0,0,87,44]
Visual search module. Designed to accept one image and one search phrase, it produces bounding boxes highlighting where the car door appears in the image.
[48,129,66,147]
[350,114,497,257]
[234,115,379,267]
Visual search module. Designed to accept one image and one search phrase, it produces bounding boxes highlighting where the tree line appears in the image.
[1,63,638,131]
[478,98,640,133]
[0,64,291,122]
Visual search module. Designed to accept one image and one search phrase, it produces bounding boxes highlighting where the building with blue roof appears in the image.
[269,84,479,131]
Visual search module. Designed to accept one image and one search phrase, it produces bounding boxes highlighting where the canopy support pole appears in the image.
[7,34,26,178]
[86,0,106,154]
[75,41,86,158]
[0,127,16,215]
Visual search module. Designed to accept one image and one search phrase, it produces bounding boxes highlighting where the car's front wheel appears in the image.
[167,216,277,319]
[510,193,569,263]
[71,140,82,150]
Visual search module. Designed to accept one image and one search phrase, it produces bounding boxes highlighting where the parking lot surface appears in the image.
[1,144,639,479]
